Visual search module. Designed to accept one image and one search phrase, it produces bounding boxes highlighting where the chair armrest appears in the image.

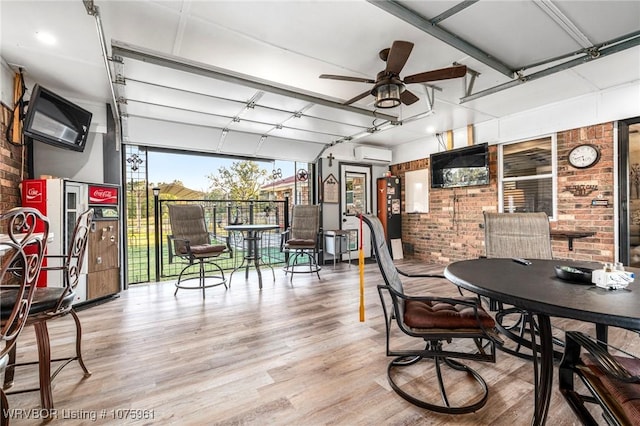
[397,268,446,280]
[171,236,192,257]
[396,267,463,295]
[566,331,640,383]
[280,229,291,251]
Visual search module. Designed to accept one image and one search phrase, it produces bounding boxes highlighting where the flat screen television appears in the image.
[430,143,489,188]
[23,84,92,152]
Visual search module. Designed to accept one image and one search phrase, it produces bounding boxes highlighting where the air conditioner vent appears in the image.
[354,146,392,164]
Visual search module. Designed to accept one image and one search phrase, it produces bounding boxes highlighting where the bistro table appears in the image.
[444,258,640,426]
[225,224,280,289]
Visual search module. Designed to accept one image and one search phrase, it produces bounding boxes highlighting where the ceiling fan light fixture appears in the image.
[374,83,402,108]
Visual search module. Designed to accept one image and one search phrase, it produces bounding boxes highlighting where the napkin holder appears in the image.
[591,269,634,290]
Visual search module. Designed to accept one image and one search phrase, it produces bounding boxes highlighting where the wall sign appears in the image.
[323,173,339,204]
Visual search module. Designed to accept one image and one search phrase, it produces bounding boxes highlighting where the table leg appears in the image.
[253,237,263,289]
[529,313,553,426]
[245,232,253,279]
[596,323,608,345]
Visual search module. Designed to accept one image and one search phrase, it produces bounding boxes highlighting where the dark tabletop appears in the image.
[444,258,640,331]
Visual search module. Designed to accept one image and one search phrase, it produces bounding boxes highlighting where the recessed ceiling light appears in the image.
[426,126,436,134]
[35,31,56,45]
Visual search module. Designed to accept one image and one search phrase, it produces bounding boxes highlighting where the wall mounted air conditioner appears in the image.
[354,146,392,164]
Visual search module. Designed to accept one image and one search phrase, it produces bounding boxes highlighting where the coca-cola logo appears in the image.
[89,186,118,204]
[26,188,41,199]
[24,182,43,202]
[93,189,114,199]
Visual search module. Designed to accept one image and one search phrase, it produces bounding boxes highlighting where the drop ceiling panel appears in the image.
[435,1,580,68]
[553,1,640,42]
[98,2,181,54]
[570,47,640,90]
[463,70,597,118]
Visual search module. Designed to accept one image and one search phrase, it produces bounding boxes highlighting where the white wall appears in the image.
[33,132,105,183]
[0,59,14,106]
[393,80,640,164]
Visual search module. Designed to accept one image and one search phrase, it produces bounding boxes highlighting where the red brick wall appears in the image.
[0,102,26,212]
[554,123,614,262]
[391,122,615,264]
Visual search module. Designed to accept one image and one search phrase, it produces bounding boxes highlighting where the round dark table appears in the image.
[444,258,640,426]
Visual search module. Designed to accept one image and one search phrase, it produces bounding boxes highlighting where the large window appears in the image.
[499,136,556,218]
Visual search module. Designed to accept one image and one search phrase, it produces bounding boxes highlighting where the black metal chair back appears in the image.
[1,207,49,423]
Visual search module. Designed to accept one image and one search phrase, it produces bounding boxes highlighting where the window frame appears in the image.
[498,135,558,220]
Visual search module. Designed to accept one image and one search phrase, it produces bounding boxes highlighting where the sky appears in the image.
[146,150,296,192]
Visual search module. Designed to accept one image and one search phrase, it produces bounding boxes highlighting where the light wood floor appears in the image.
[5,260,639,425]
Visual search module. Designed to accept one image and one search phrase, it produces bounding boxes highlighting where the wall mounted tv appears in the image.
[23,84,92,152]
[430,143,489,189]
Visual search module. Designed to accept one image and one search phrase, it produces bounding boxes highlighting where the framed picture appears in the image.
[323,173,339,203]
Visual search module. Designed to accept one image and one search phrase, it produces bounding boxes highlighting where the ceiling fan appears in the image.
[320,40,467,109]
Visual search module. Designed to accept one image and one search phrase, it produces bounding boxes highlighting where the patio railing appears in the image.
[152,198,290,282]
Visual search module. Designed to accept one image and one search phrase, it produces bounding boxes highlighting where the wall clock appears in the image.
[567,144,600,169]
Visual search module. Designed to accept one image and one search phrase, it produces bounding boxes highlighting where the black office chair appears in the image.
[559,331,640,425]
[3,208,93,413]
[361,214,499,414]
[1,207,49,426]
[167,204,230,298]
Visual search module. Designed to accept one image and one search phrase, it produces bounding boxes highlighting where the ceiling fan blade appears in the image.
[343,90,372,105]
[319,74,375,84]
[400,90,419,106]
[404,65,468,84]
[385,41,414,75]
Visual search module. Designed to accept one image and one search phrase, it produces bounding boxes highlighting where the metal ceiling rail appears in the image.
[83,0,121,150]
[111,40,398,122]
[368,0,514,77]
[460,35,640,103]
[521,30,640,72]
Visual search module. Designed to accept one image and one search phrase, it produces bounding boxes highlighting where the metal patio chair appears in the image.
[362,214,499,414]
[281,205,321,282]
[167,204,229,298]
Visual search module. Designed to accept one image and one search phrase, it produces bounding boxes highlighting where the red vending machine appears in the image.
[21,178,89,300]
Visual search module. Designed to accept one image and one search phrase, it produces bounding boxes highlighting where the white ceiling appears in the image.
[1,0,639,162]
